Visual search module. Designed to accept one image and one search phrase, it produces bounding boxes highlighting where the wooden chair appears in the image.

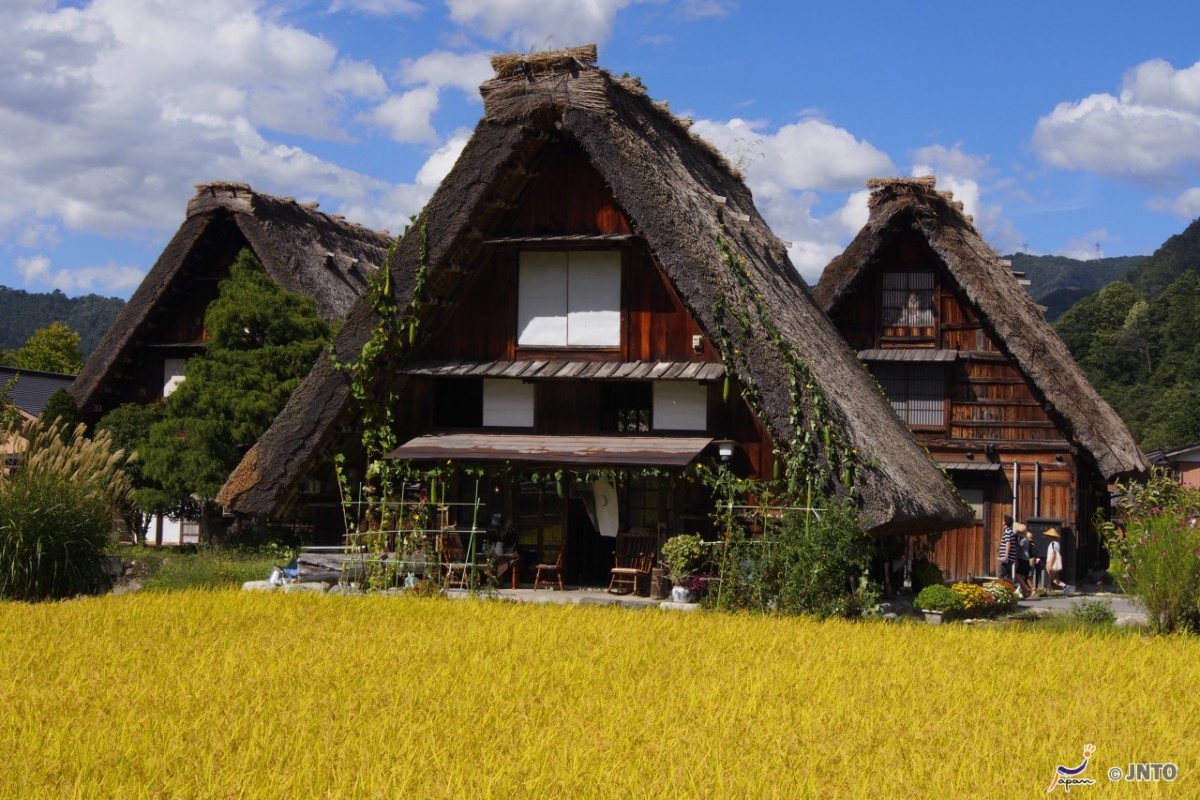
[533,539,566,591]
[608,528,657,595]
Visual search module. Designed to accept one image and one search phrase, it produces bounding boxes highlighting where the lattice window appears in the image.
[873,363,946,427]
[881,272,935,335]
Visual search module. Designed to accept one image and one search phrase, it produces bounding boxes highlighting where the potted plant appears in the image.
[913,583,964,623]
[660,534,704,603]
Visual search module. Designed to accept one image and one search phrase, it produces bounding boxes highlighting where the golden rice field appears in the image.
[1,593,1197,799]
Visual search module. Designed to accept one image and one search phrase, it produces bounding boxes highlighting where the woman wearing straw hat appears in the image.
[1044,528,1064,592]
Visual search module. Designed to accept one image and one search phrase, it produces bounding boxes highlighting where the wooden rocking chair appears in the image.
[608,528,657,595]
[533,539,566,591]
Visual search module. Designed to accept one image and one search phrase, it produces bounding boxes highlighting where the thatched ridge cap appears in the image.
[865,175,972,226]
[489,44,598,79]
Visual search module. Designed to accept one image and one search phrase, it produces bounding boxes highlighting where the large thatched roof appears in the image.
[814,176,1148,480]
[219,47,970,536]
[72,182,395,418]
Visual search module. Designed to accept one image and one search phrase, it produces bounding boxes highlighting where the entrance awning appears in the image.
[386,433,714,468]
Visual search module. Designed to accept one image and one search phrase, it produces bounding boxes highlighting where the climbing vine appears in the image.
[709,232,859,502]
[329,221,429,546]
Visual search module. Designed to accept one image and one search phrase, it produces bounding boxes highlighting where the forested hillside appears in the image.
[1055,216,1200,451]
[1006,253,1144,320]
[0,287,124,357]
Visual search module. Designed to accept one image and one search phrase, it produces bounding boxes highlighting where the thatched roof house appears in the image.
[814,176,1147,579]
[72,182,395,421]
[815,177,1146,480]
[219,46,969,538]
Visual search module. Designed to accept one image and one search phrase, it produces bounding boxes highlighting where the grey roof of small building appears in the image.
[0,366,76,416]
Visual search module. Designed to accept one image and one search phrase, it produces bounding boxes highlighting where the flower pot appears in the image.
[922,610,951,624]
[671,585,694,603]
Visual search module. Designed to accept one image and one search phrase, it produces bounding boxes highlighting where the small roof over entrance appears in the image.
[387,433,713,468]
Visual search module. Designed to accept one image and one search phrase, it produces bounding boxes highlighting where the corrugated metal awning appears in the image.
[936,461,1003,472]
[397,360,725,381]
[387,433,714,467]
[858,349,958,363]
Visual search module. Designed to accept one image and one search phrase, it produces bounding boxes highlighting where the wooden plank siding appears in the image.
[827,229,1098,581]
[395,148,773,480]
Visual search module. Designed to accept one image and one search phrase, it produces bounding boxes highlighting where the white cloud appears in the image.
[445,0,631,48]
[1032,59,1200,184]
[692,116,895,194]
[362,86,441,143]
[327,0,423,16]
[415,129,472,186]
[1148,187,1200,219]
[1121,58,1200,114]
[678,0,737,20]
[689,116,894,282]
[0,0,416,249]
[17,254,144,293]
[400,50,493,95]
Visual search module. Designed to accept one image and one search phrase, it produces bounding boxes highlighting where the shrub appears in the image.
[708,496,877,618]
[0,420,132,601]
[911,559,943,594]
[914,583,963,613]
[1070,598,1116,627]
[1099,469,1200,633]
[660,534,704,586]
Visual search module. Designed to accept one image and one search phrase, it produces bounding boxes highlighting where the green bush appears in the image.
[914,583,964,613]
[1100,469,1200,633]
[660,534,704,586]
[711,497,877,619]
[0,420,132,601]
[911,559,943,595]
[1070,598,1116,627]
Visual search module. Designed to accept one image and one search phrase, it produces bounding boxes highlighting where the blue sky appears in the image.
[3,0,1200,298]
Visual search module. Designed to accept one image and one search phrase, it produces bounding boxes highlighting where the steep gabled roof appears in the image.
[72,182,395,417]
[219,47,970,536]
[814,176,1149,481]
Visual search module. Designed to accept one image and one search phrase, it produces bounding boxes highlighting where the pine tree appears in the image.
[139,249,330,542]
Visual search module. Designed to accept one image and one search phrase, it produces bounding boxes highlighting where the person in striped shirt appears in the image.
[998,515,1017,584]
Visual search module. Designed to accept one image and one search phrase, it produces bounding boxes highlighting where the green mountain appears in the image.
[1053,216,1200,451]
[1121,216,1200,299]
[1005,253,1145,321]
[0,287,125,358]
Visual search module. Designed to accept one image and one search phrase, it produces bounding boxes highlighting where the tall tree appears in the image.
[139,249,329,542]
[96,402,171,544]
[4,321,84,374]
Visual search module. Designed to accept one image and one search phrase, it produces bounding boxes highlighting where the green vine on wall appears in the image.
[709,233,859,502]
[330,222,429,520]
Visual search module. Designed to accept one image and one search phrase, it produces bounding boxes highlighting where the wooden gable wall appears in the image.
[106,214,245,411]
[399,146,776,479]
[419,151,716,364]
[829,229,1067,448]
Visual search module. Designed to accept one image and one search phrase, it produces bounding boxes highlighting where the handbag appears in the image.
[1046,546,1061,573]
